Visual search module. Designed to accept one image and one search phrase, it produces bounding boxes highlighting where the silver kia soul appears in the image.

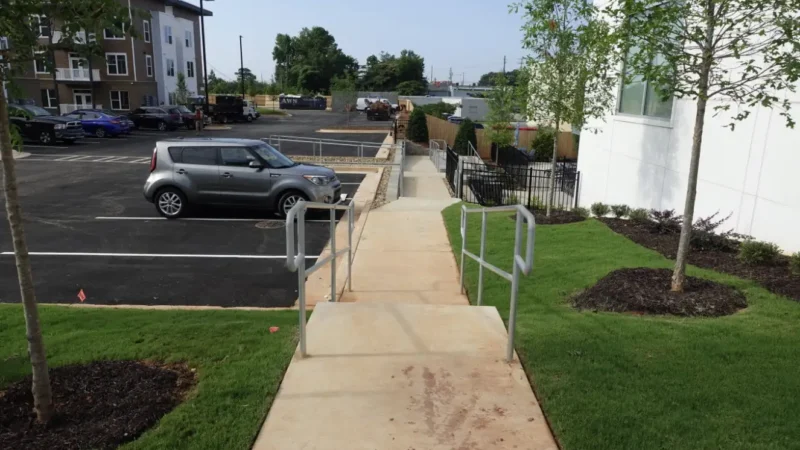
[143,138,341,218]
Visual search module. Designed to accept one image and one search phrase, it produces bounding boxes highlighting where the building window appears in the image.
[143,20,151,43]
[166,58,175,77]
[186,61,194,78]
[33,51,48,74]
[106,53,128,75]
[164,26,173,44]
[0,37,7,50]
[103,23,126,40]
[618,51,673,119]
[110,91,130,110]
[32,15,50,38]
[41,89,57,108]
[185,30,192,48]
[168,92,176,105]
[145,55,153,77]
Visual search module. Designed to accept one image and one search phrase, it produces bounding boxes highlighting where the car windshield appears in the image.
[250,143,296,169]
[23,105,52,116]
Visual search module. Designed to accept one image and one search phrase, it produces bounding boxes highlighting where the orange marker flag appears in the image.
[77,289,87,302]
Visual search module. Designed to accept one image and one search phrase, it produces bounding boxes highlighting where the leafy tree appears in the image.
[236,67,257,85]
[407,108,429,142]
[272,27,357,94]
[478,69,522,87]
[396,80,427,95]
[605,0,800,292]
[272,33,294,90]
[175,72,190,105]
[361,50,427,91]
[454,118,478,155]
[415,101,456,118]
[514,0,618,216]
[531,128,556,162]
[0,0,130,424]
[485,73,516,156]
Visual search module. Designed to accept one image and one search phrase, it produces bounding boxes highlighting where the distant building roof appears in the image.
[166,0,213,16]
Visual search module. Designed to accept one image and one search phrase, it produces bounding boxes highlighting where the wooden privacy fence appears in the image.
[424,115,577,160]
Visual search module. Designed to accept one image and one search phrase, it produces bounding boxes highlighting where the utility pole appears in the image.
[503,55,507,74]
[448,67,453,85]
[461,72,465,86]
[430,66,433,83]
[200,0,212,113]
[239,35,245,99]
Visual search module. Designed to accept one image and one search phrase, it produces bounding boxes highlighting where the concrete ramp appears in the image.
[253,302,558,450]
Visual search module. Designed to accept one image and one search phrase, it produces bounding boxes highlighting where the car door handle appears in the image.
[176,169,188,175]
[221,172,233,178]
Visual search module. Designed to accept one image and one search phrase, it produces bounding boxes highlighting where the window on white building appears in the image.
[110,91,130,110]
[617,49,673,119]
[143,20,151,43]
[41,89,57,108]
[187,61,194,77]
[185,30,193,48]
[168,92,176,105]
[33,51,47,73]
[166,58,175,77]
[105,53,128,75]
[145,55,153,77]
[165,26,173,44]
[32,15,50,38]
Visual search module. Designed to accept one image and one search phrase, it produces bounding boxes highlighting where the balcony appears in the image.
[55,68,101,82]
[60,104,102,115]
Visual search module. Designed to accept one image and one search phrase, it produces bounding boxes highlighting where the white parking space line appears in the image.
[130,158,152,163]
[1,251,319,259]
[56,155,86,161]
[94,216,341,223]
[339,182,361,185]
[23,145,69,149]
[93,156,119,162]
[68,155,95,161]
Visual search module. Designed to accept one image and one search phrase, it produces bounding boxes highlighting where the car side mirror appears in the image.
[248,160,263,169]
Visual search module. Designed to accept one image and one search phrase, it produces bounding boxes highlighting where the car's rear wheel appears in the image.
[277,190,307,218]
[155,187,187,219]
[38,131,54,145]
[95,128,106,138]
[157,121,167,131]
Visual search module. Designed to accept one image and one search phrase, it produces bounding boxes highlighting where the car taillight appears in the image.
[111,119,121,124]
[149,148,157,172]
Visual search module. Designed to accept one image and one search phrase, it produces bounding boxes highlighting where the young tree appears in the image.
[605,0,800,291]
[175,72,190,105]
[453,118,478,155]
[514,0,619,216]
[0,0,130,423]
[485,72,516,158]
[407,107,429,143]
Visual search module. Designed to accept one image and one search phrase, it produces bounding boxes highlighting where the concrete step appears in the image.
[340,290,468,305]
[253,302,558,450]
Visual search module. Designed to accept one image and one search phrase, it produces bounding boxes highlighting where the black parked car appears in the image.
[166,105,198,130]
[128,106,183,131]
[9,104,84,145]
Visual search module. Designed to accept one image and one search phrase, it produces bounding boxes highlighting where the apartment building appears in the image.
[9,0,210,114]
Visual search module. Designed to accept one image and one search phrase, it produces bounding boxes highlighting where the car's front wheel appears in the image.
[39,131,54,145]
[95,128,106,138]
[246,114,254,122]
[277,191,307,218]
[155,187,187,219]
[157,121,167,131]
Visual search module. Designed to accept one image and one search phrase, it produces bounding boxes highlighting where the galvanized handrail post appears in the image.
[297,208,308,357]
[477,210,487,306]
[347,201,353,292]
[330,207,336,302]
[460,208,467,294]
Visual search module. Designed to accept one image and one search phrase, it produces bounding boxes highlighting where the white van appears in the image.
[356,97,398,112]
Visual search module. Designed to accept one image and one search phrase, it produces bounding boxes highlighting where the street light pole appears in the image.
[239,35,245,99]
[200,0,212,112]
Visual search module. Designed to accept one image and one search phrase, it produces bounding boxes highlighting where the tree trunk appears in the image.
[89,57,95,109]
[546,117,560,217]
[0,84,54,422]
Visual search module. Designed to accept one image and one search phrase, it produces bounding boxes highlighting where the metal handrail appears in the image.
[286,200,356,357]
[268,135,393,158]
[460,204,536,362]
[467,141,482,162]
[429,139,447,172]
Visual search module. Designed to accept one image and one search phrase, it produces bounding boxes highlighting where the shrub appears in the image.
[506,194,520,205]
[690,212,748,252]
[453,118,478,154]
[611,204,631,218]
[738,240,781,265]
[407,108,429,143]
[790,252,800,275]
[648,209,682,234]
[573,206,590,218]
[531,128,556,162]
[590,202,610,217]
[629,208,650,223]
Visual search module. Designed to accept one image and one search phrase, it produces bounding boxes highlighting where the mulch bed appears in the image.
[573,268,747,317]
[0,360,195,450]
[601,218,800,302]
[510,210,586,225]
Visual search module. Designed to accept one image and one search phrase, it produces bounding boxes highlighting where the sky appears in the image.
[190,0,528,85]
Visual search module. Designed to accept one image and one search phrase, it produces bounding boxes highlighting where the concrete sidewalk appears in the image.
[253,155,558,449]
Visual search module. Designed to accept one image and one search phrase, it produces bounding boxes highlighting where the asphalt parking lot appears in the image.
[0,110,383,308]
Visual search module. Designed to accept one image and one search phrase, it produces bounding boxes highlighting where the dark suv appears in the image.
[128,107,183,131]
[9,104,84,144]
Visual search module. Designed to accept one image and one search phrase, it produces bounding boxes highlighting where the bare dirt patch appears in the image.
[0,360,195,450]
[573,267,747,317]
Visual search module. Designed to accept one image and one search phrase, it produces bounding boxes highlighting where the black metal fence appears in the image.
[445,147,459,190]
[456,161,580,211]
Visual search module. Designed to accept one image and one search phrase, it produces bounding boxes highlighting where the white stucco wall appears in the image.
[578,97,800,252]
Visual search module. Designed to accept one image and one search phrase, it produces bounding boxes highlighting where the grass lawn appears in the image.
[0,305,298,449]
[256,107,287,116]
[442,204,800,450]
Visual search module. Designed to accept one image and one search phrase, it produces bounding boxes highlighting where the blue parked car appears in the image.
[63,109,133,138]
